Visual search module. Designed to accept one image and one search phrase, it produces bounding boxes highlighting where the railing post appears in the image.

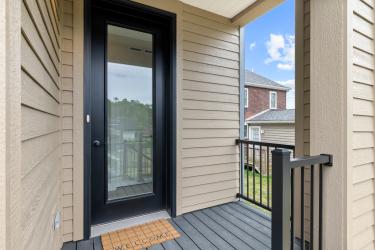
[272,149,292,250]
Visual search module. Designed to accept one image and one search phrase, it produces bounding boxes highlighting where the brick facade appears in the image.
[245,86,287,119]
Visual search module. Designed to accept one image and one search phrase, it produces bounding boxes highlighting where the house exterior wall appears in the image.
[6,0,374,248]
[310,0,348,247]
[350,1,375,248]
[61,0,75,242]
[21,0,63,249]
[295,0,311,242]
[245,86,286,118]
[179,4,240,213]
[250,123,295,145]
[0,0,22,249]
[309,0,375,248]
[64,0,241,239]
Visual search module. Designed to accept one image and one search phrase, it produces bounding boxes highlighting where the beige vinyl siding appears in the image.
[303,0,310,156]
[302,1,311,241]
[295,0,310,242]
[61,0,74,242]
[21,0,63,249]
[256,124,295,145]
[351,1,375,248]
[180,4,240,214]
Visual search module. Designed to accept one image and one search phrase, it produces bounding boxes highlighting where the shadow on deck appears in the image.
[62,201,273,250]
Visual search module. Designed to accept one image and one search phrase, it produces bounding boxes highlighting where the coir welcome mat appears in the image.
[101,219,180,250]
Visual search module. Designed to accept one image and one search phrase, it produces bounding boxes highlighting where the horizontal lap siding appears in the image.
[295,0,311,241]
[258,124,295,145]
[21,0,62,249]
[352,1,375,249]
[303,0,310,156]
[180,4,240,214]
[61,0,73,242]
[303,0,311,239]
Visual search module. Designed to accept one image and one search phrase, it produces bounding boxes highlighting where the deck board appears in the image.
[168,220,200,250]
[202,208,268,250]
[192,210,250,249]
[211,206,271,248]
[77,239,94,250]
[161,238,183,250]
[173,216,217,250]
[62,201,273,250]
[183,213,235,249]
[93,237,103,250]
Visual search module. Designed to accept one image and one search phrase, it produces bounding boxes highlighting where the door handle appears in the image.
[92,140,102,147]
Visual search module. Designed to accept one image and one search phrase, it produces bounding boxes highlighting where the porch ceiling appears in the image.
[178,0,257,18]
[178,0,284,26]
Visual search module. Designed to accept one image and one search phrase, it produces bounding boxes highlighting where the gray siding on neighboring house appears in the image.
[21,0,63,249]
[255,124,295,145]
[180,4,240,214]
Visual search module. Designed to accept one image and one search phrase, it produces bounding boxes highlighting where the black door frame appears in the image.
[83,0,176,239]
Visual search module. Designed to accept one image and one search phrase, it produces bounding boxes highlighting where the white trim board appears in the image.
[245,82,289,91]
[248,120,294,124]
[91,210,170,237]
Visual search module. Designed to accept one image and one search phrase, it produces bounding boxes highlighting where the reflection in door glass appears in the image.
[106,25,153,200]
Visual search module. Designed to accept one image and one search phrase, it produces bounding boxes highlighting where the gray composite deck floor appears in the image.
[62,201,274,250]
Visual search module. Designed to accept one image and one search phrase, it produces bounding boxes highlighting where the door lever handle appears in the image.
[92,140,102,147]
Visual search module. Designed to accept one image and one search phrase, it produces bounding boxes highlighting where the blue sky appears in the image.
[244,0,295,108]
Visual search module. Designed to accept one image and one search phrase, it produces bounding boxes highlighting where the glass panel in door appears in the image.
[106,25,153,201]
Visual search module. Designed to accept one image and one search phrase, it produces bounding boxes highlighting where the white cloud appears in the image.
[277,63,294,70]
[276,79,295,109]
[249,42,256,50]
[265,34,295,71]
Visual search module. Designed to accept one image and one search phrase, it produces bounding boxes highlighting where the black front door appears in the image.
[90,2,171,225]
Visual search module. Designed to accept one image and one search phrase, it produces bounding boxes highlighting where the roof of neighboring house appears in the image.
[247,109,295,124]
[245,70,290,91]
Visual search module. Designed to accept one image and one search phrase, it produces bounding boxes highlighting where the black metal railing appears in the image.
[271,149,332,250]
[236,139,295,211]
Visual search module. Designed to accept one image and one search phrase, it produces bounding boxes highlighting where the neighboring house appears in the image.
[244,70,289,118]
[247,109,295,145]
[0,0,373,249]
[243,71,294,145]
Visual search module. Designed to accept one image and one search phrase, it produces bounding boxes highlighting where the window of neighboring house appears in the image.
[244,88,249,108]
[269,91,277,109]
[244,124,248,138]
[249,126,261,141]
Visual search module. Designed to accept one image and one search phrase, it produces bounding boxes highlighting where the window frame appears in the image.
[249,126,261,141]
[269,91,277,109]
[244,88,249,108]
[244,123,248,138]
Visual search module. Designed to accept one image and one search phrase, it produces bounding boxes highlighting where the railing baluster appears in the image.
[310,165,314,250]
[253,143,256,201]
[260,145,263,205]
[301,167,305,250]
[267,146,270,207]
[247,144,249,200]
[290,169,295,250]
[239,142,243,195]
[319,164,323,250]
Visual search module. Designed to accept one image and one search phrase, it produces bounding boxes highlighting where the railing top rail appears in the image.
[236,139,295,150]
[272,148,333,168]
[289,154,333,168]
